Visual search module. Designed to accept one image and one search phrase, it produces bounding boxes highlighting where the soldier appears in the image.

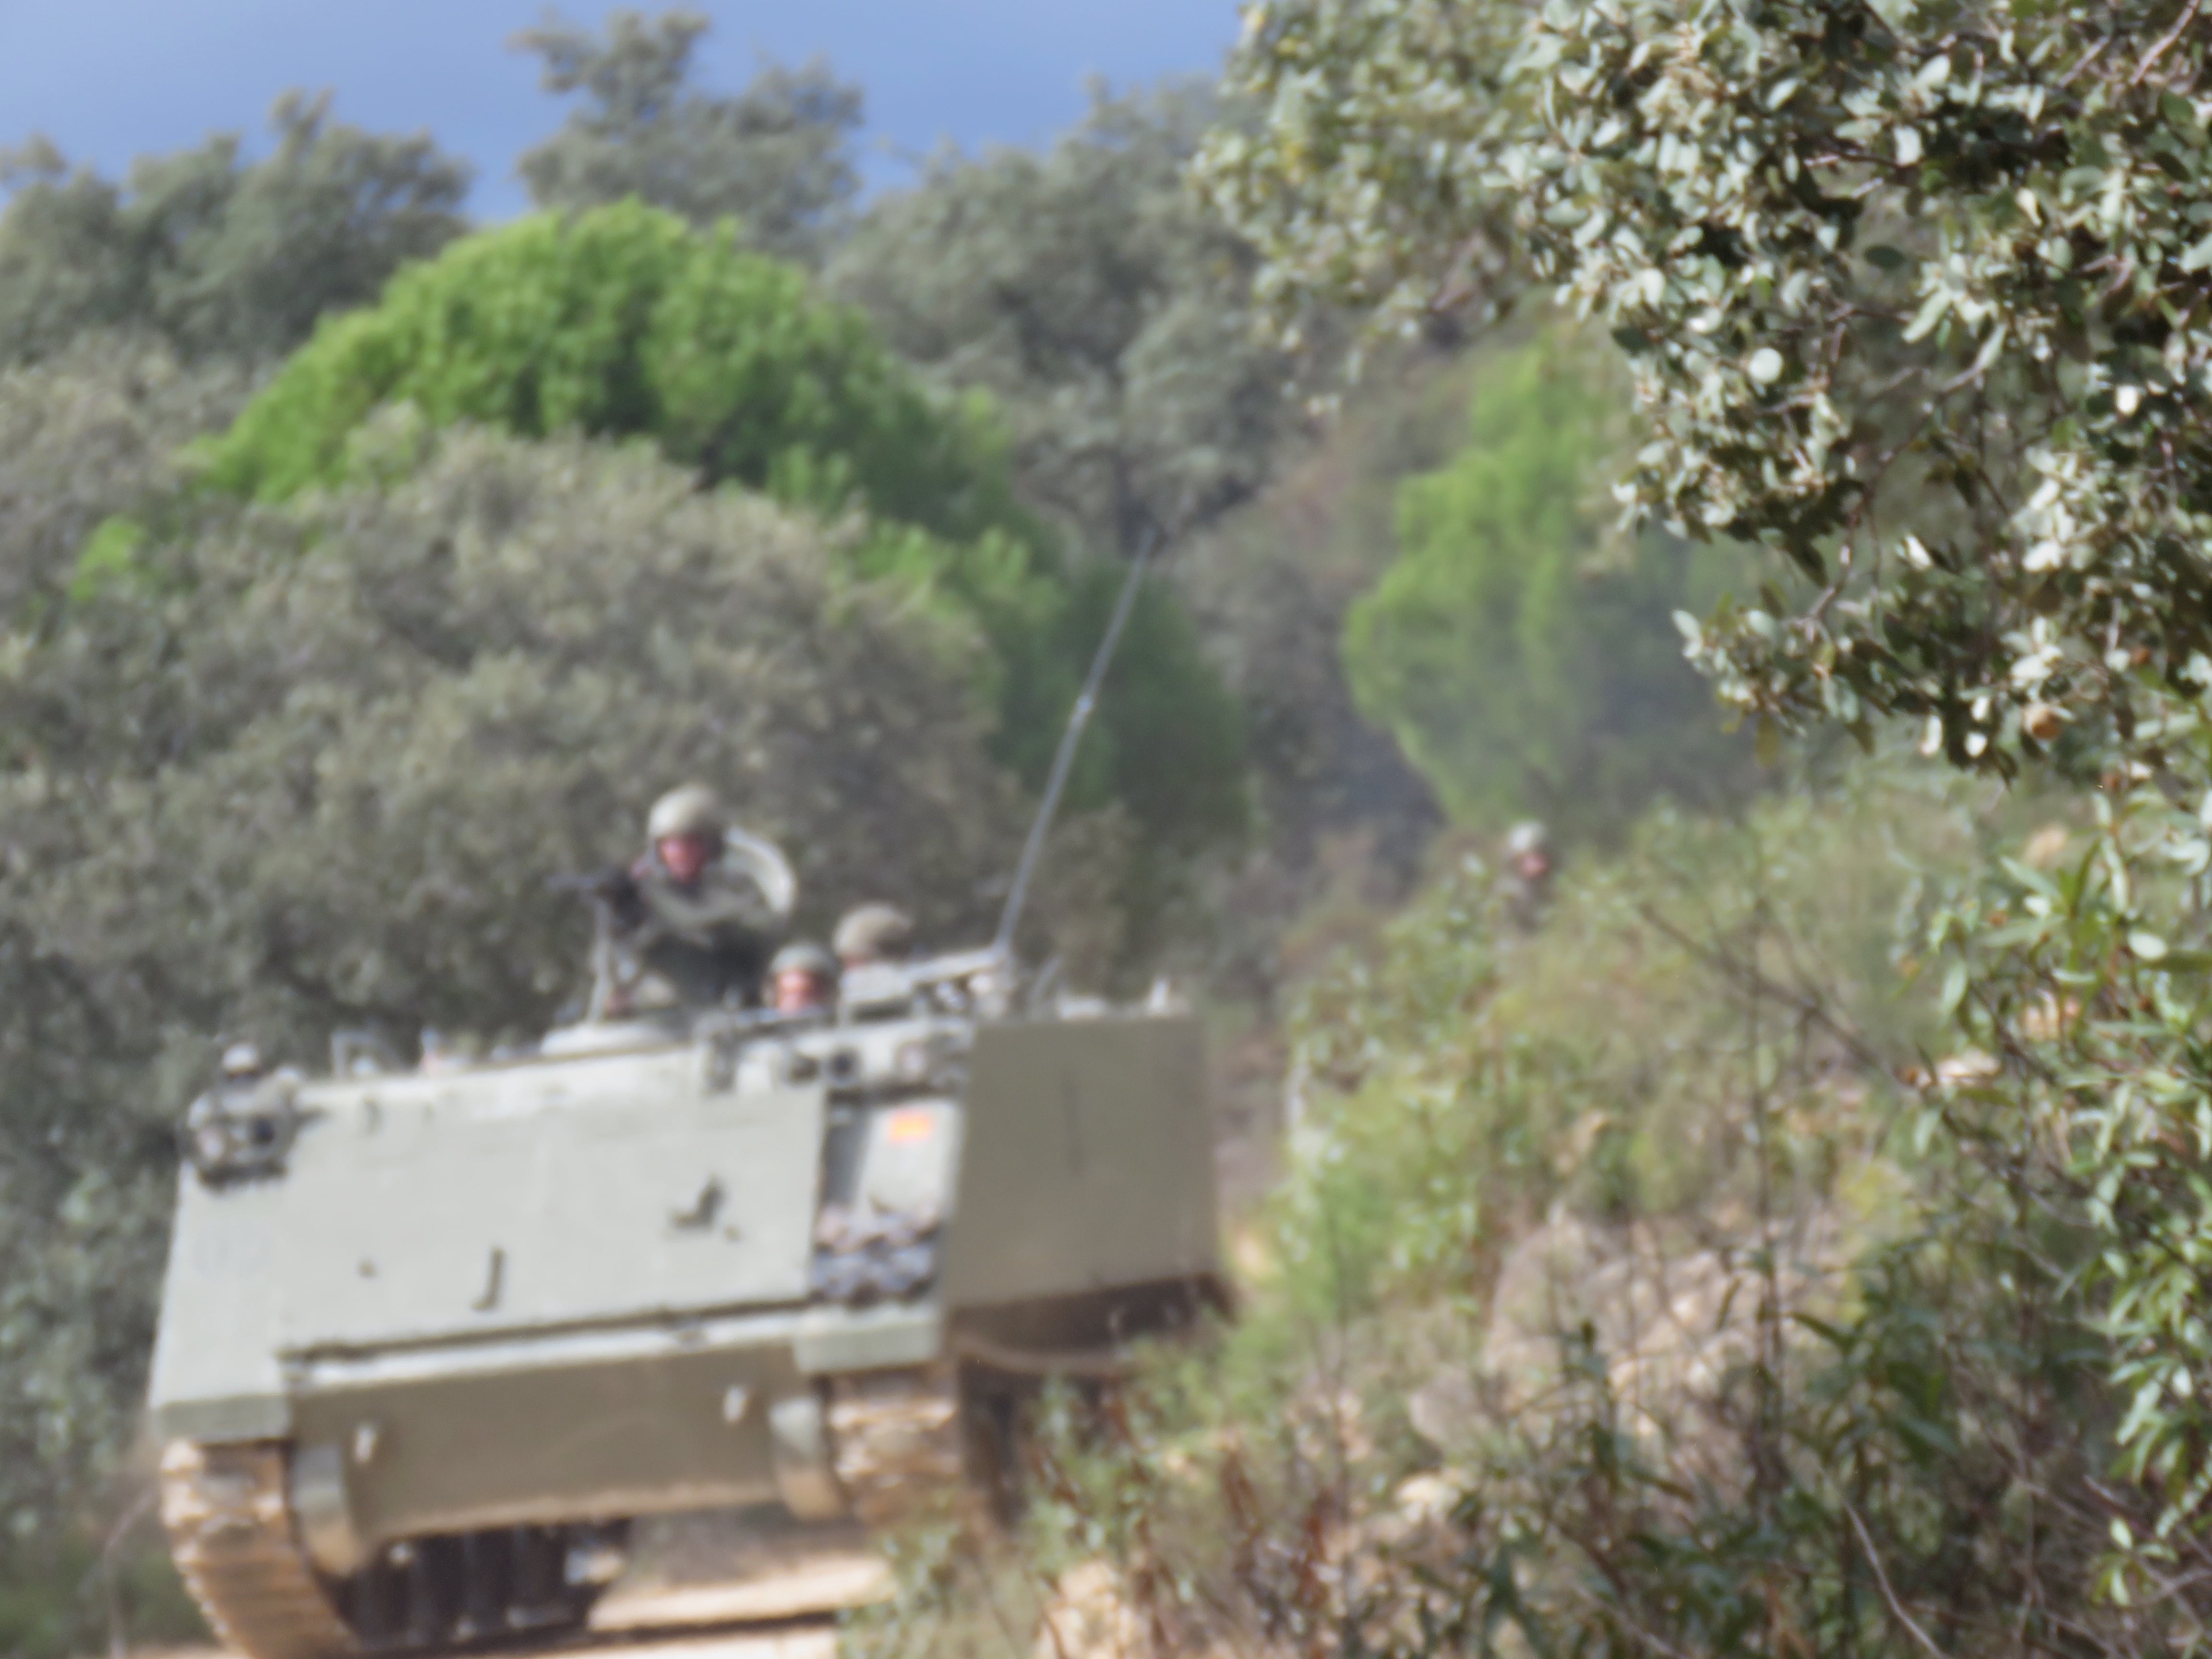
[767,941,839,1015]
[832,902,915,971]
[594,784,784,1015]
[1497,820,1555,931]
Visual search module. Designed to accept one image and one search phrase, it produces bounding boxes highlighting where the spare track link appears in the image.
[160,1440,356,1659]
[826,1365,969,1527]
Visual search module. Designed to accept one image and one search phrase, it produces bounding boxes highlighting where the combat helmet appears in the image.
[833,902,915,965]
[647,783,725,844]
[767,939,837,1014]
[1503,820,1549,861]
[768,940,838,980]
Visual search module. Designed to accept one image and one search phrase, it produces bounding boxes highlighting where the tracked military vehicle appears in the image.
[149,541,1213,1659]
[150,924,1221,1659]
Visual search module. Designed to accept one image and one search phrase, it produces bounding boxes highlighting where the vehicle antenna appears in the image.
[993,527,1160,960]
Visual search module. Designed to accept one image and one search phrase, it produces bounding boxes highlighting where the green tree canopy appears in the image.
[197,201,1246,891]
[514,9,861,265]
[194,199,1021,543]
[28,427,1037,1031]
[1346,332,1752,838]
[0,94,469,367]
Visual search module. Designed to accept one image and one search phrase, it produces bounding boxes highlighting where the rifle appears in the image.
[550,865,646,928]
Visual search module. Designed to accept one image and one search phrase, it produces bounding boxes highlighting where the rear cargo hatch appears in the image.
[271,1048,824,1355]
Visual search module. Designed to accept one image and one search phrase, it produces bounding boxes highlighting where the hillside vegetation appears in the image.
[857,757,2181,1657]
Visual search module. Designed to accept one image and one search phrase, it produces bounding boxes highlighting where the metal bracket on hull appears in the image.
[767,1392,846,1521]
[289,1441,369,1577]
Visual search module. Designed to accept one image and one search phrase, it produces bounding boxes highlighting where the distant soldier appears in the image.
[592,784,785,1015]
[1497,820,1556,931]
[767,941,839,1015]
[832,902,915,971]
[832,902,917,1020]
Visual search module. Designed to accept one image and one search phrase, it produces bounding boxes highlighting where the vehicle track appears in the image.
[142,1574,861,1659]
[137,1613,841,1659]
[154,1366,966,1659]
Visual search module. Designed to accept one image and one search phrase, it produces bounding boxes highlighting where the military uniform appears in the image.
[1495,820,1555,932]
[593,785,786,1014]
[833,902,914,967]
[620,859,780,1007]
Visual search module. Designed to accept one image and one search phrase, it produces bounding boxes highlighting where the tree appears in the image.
[20,426,1036,1031]
[0,349,225,1593]
[827,77,1333,904]
[1204,0,2212,782]
[1345,329,1752,838]
[515,9,861,266]
[195,200,1012,538]
[0,338,247,621]
[1166,359,1457,1017]
[1204,0,2212,1580]
[199,201,1246,895]
[828,80,1299,557]
[0,94,469,366]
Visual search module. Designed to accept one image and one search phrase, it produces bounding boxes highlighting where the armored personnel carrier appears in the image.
[150,544,1214,1659]
[148,911,1222,1659]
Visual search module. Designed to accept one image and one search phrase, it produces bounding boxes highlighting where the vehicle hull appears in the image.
[149,1009,1222,1656]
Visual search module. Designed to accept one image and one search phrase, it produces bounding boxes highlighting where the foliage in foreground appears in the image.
[1203,0,2212,1566]
[860,763,2212,1657]
[1205,0,2212,782]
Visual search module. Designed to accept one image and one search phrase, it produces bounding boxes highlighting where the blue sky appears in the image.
[0,0,1246,216]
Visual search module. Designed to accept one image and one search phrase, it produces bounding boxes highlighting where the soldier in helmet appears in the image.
[767,940,838,1015]
[833,902,918,1020]
[594,784,784,1015]
[1497,820,1556,931]
[832,902,915,971]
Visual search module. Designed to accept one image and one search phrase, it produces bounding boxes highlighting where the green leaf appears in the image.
[1941,960,1970,1015]
[2150,949,2212,973]
[1902,289,1953,342]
